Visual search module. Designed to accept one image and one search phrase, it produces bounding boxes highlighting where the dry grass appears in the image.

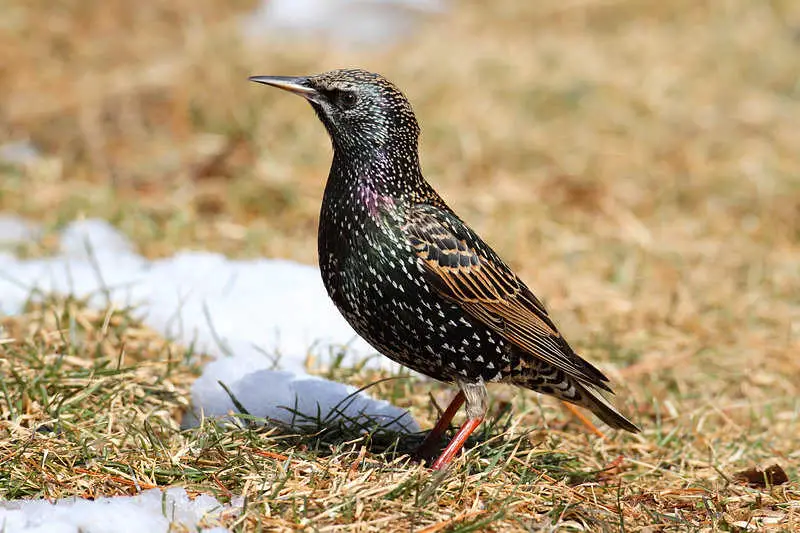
[1,0,799,530]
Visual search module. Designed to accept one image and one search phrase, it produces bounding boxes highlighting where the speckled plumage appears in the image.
[250,69,639,467]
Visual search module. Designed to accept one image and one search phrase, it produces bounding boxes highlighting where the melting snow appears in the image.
[0,217,415,431]
[0,215,421,532]
[242,0,446,47]
[0,488,238,533]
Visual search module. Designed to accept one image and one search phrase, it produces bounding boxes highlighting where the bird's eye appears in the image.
[335,90,358,111]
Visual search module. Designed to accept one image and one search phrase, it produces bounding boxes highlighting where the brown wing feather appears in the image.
[404,204,611,389]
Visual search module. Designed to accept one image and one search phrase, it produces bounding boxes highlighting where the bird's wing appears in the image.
[403,203,610,389]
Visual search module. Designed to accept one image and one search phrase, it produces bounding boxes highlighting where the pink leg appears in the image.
[431,417,484,470]
[415,391,466,461]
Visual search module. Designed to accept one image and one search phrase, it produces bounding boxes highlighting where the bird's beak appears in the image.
[248,75,318,101]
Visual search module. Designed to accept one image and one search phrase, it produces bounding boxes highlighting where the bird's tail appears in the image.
[569,380,640,433]
[514,370,640,433]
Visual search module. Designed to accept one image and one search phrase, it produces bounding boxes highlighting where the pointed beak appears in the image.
[248,75,318,100]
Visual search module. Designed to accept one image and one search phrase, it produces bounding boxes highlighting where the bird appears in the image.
[249,68,639,470]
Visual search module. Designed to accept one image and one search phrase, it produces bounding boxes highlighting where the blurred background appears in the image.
[1,0,798,403]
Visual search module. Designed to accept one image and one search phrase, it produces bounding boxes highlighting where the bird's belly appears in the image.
[319,240,515,383]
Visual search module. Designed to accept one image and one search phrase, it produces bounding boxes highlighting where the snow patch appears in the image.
[0,217,417,433]
[243,0,447,47]
[0,488,239,533]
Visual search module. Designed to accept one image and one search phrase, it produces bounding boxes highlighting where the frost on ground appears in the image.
[0,216,419,432]
[0,488,238,533]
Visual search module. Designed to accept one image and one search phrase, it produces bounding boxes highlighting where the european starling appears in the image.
[250,69,639,469]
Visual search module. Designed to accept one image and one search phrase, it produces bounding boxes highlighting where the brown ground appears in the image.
[1,0,798,530]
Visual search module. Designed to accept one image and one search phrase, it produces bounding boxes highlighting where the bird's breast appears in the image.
[318,190,422,327]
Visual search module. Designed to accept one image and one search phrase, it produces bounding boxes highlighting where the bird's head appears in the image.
[249,68,420,155]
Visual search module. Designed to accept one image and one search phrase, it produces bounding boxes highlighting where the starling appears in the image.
[250,68,639,469]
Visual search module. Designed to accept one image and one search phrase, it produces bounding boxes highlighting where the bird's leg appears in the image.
[415,390,466,461]
[430,417,483,470]
[430,380,488,470]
